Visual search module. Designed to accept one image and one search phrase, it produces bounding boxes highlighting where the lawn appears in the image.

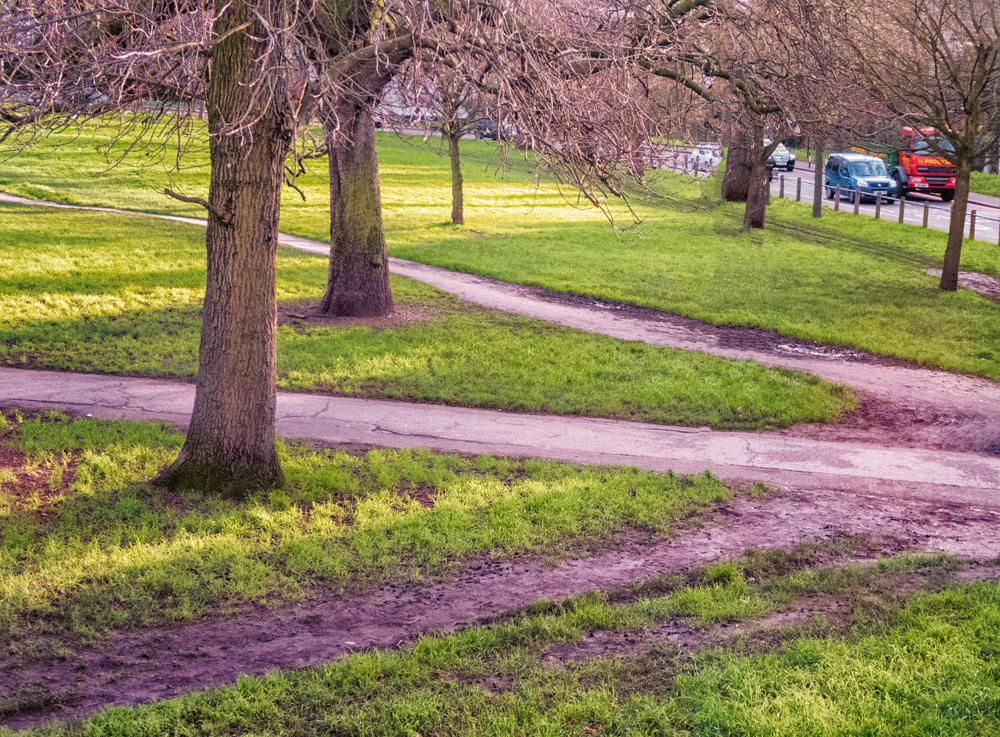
[0,202,852,429]
[971,170,1000,198]
[0,122,998,379]
[0,410,731,642]
[7,532,998,736]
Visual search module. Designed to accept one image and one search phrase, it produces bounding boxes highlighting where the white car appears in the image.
[691,142,722,169]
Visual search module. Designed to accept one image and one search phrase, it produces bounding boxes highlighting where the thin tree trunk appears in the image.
[449,126,464,225]
[812,141,824,219]
[155,0,291,497]
[940,157,972,292]
[722,129,752,202]
[320,99,393,317]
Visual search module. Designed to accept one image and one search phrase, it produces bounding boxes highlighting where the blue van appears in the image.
[825,153,897,204]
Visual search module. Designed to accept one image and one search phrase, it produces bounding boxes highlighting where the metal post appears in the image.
[875,193,882,220]
[834,185,841,211]
[898,195,905,224]
[796,178,802,202]
[683,155,689,172]
[970,210,977,240]
[779,175,785,199]
[853,193,860,215]
[923,201,929,228]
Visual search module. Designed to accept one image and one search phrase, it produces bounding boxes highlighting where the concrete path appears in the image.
[2,367,997,503]
[3,189,1000,455]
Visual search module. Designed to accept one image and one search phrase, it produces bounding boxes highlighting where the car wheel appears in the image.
[826,185,834,200]
[940,191,955,202]
[787,163,795,172]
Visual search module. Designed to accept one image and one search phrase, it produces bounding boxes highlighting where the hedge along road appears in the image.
[2,189,999,459]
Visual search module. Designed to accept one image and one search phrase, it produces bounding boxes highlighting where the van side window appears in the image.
[830,158,839,174]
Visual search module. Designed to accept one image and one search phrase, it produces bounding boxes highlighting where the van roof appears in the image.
[832,152,884,162]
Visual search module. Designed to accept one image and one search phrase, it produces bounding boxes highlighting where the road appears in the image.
[772,162,1000,243]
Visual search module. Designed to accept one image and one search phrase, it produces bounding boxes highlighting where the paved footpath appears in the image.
[2,367,997,504]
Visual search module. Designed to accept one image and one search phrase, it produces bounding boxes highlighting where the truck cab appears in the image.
[851,128,956,202]
[896,127,956,202]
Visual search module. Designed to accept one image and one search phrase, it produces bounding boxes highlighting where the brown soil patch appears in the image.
[0,412,80,513]
[926,269,1000,303]
[277,300,439,332]
[775,391,1000,455]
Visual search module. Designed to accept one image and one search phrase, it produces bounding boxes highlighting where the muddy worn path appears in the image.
[3,482,999,731]
[3,191,999,454]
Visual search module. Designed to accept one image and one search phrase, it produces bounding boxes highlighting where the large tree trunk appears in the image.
[743,122,770,229]
[320,99,393,317]
[812,141,824,219]
[743,155,770,229]
[940,157,972,292]
[448,126,464,225]
[154,0,292,497]
[721,129,752,202]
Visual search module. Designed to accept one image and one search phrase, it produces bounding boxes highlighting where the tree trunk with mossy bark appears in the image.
[940,156,972,291]
[742,122,773,230]
[320,98,393,317]
[154,0,292,498]
[722,129,753,202]
[743,153,770,229]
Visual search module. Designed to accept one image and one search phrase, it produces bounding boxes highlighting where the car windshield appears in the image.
[912,136,955,154]
[774,144,790,155]
[850,161,888,178]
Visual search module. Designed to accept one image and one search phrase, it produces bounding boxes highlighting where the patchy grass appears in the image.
[1,124,998,379]
[7,548,997,736]
[0,203,854,430]
[0,410,731,641]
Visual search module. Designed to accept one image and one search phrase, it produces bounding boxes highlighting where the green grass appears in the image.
[0,411,731,640]
[0,201,854,430]
[8,549,997,736]
[0,122,998,379]
[971,170,1000,198]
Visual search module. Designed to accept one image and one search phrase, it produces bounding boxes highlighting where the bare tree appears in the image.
[632,0,877,228]
[844,0,1000,291]
[306,0,661,316]
[2,0,323,497]
[0,0,666,496]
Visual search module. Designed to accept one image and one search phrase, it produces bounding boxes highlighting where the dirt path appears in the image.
[3,190,998,455]
[3,480,999,731]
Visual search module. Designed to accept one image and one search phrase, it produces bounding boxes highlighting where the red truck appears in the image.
[849,127,957,202]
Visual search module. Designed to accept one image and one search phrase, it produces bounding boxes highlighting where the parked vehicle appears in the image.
[474,119,499,140]
[691,142,722,169]
[849,127,956,202]
[824,153,897,204]
[764,140,796,171]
